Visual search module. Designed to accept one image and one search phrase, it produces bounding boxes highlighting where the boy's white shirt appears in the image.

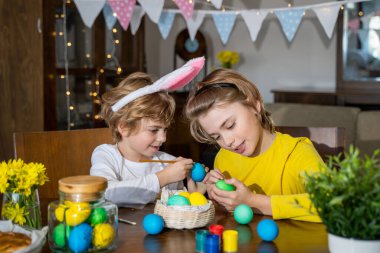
[90,144,183,208]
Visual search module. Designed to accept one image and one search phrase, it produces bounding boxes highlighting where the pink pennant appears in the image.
[108,0,136,31]
[348,18,360,34]
[173,0,194,20]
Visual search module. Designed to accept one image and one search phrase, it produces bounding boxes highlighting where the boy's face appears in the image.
[198,101,262,157]
[119,118,168,161]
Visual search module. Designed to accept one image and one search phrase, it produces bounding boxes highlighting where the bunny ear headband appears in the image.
[111,56,205,112]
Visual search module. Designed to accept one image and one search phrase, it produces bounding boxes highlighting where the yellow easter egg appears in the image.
[189,192,208,206]
[178,191,191,199]
[65,202,91,226]
[93,223,115,248]
[55,205,65,222]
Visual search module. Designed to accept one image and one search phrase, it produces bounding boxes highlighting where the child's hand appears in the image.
[209,178,255,211]
[203,168,224,184]
[156,157,193,186]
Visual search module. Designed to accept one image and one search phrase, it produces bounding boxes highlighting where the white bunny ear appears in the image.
[111,57,205,112]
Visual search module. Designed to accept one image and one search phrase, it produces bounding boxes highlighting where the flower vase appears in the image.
[1,189,42,230]
[222,62,232,69]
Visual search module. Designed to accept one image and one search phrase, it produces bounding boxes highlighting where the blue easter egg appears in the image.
[191,163,206,182]
[257,219,279,242]
[143,214,164,235]
[68,223,93,253]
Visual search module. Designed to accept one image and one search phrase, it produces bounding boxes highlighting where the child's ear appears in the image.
[117,123,129,137]
[254,100,262,114]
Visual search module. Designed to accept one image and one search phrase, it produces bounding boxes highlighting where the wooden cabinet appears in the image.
[272,88,337,105]
[336,2,380,108]
[0,0,44,161]
[43,0,145,130]
[0,0,145,161]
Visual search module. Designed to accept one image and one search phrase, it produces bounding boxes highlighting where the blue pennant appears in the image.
[212,13,237,45]
[158,11,175,40]
[275,8,305,42]
[103,3,117,30]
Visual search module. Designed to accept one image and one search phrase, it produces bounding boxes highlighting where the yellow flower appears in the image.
[0,159,48,196]
[216,50,240,68]
[0,162,9,193]
[2,203,28,225]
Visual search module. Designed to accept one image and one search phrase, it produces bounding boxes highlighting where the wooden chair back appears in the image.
[276,126,345,160]
[13,128,114,200]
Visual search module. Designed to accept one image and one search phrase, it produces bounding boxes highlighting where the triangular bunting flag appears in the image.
[108,0,136,31]
[158,11,176,40]
[211,0,223,9]
[138,0,164,23]
[131,5,145,35]
[103,3,118,30]
[185,12,206,41]
[173,0,194,20]
[74,0,106,28]
[275,8,305,42]
[241,10,268,42]
[313,4,340,38]
[212,13,237,45]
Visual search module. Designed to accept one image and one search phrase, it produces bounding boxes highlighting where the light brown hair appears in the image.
[101,72,175,142]
[185,68,274,144]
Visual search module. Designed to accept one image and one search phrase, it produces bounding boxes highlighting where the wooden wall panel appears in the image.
[0,0,44,160]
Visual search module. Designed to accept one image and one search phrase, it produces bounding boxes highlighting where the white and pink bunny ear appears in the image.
[111,56,205,112]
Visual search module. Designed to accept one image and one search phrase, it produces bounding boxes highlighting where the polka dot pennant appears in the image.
[103,3,118,30]
[212,13,237,45]
[275,8,305,42]
[173,0,194,20]
[158,11,176,40]
[108,0,137,31]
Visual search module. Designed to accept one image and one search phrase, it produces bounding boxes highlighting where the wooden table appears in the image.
[41,203,328,252]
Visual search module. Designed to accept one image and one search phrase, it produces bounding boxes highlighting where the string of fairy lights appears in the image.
[54,0,372,130]
[56,0,124,129]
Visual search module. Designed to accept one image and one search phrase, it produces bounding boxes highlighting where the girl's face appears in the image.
[198,101,263,157]
[118,118,168,161]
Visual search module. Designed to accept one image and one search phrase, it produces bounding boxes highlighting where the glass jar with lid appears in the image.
[48,175,118,252]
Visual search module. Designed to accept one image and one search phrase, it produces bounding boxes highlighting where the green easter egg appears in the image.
[88,207,108,226]
[234,204,253,225]
[167,195,191,206]
[53,223,71,247]
[216,179,236,191]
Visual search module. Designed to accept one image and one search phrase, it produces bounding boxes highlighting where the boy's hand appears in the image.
[156,157,193,186]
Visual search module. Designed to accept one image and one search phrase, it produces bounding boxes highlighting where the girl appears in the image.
[91,57,206,207]
[185,69,323,222]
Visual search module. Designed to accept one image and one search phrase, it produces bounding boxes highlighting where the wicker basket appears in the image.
[154,200,215,229]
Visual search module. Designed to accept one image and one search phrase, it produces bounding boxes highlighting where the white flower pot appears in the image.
[328,233,380,253]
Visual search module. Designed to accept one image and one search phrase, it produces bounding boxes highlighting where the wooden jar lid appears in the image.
[59,175,107,194]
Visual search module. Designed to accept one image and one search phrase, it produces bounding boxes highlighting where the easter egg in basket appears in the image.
[167,195,191,206]
[189,192,208,206]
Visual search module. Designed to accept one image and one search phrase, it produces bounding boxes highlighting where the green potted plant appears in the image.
[304,146,380,253]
